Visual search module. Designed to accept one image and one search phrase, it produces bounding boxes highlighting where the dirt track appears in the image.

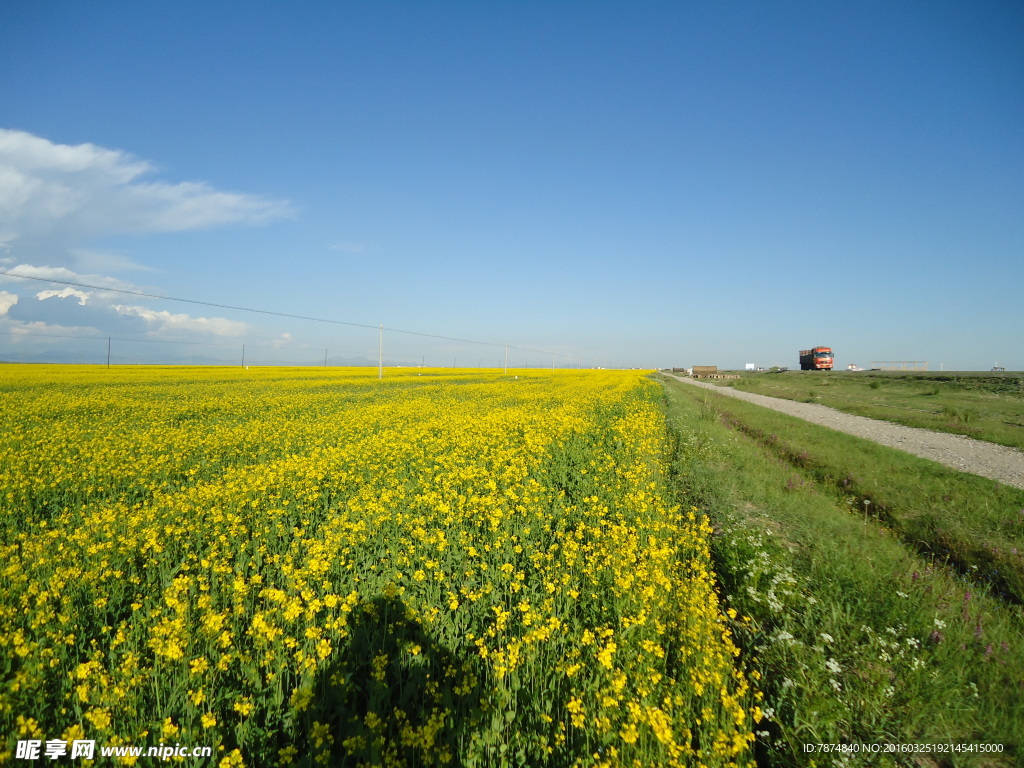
[661,373,1024,491]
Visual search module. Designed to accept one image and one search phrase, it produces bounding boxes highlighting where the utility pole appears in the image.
[378,323,383,380]
[107,337,111,368]
[324,348,328,367]
[242,344,245,367]
[551,351,555,371]
[504,344,508,375]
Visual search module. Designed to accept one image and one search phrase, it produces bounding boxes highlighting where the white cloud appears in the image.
[1,263,141,292]
[0,128,293,257]
[0,131,295,349]
[5,319,98,338]
[70,249,155,274]
[0,130,151,181]
[0,291,17,315]
[37,286,91,305]
[112,303,248,338]
[1,263,250,342]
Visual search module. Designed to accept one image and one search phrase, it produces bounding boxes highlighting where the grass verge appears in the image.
[717,371,1024,452]
[658,374,1024,767]
[674,377,1024,604]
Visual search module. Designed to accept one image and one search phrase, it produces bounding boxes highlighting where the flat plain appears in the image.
[3,364,1021,768]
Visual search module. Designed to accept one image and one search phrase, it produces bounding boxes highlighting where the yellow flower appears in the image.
[16,716,44,739]
[567,697,586,728]
[310,721,333,749]
[233,697,253,717]
[620,721,640,744]
[290,686,314,712]
[315,638,332,659]
[0,367,756,764]
[61,724,86,743]
[84,708,111,731]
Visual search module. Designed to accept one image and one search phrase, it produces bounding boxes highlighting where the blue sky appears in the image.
[1,1,1021,370]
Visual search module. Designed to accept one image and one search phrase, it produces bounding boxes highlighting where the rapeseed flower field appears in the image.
[0,366,757,766]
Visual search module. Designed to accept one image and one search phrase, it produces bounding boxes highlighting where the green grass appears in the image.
[708,370,1024,451]
[657,374,1024,767]
[691,391,1024,604]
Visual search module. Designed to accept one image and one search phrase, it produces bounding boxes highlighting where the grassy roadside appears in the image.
[657,374,1024,767]
[677,377,1024,604]
[708,371,1024,452]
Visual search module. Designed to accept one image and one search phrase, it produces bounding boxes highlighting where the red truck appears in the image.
[800,346,833,370]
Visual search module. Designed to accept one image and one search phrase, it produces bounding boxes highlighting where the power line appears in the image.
[0,330,370,355]
[1,328,592,366]
[3,331,603,368]
[0,271,379,331]
[0,270,612,366]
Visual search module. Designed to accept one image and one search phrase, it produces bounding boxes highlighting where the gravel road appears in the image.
[662,373,1024,491]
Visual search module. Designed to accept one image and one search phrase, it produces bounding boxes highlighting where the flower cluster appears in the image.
[0,366,756,766]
